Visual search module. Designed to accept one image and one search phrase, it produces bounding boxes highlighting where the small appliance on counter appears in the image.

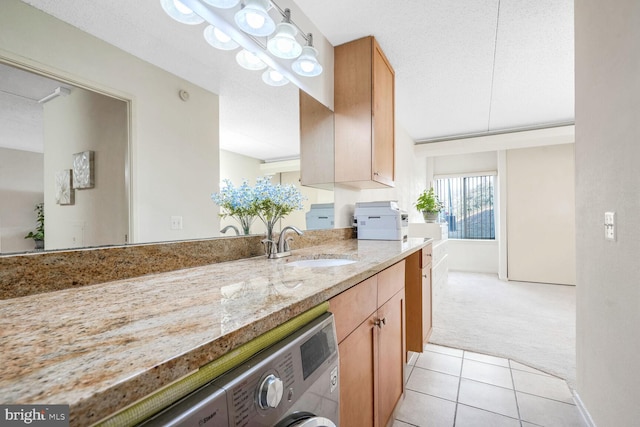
[354,201,408,240]
[305,203,335,230]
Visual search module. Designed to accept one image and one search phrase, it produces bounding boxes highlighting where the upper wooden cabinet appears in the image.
[299,90,335,190]
[334,36,395,188]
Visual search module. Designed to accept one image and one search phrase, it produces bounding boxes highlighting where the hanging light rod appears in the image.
[165,0,322,89]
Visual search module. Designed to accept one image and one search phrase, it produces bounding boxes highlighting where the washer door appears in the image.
[291,417,336,427]
[275,412,337,427]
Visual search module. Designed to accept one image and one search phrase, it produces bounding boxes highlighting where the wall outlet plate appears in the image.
[604,211,615,241]
[170,216,183,230]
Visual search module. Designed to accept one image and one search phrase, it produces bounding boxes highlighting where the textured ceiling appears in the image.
[0,63,66,153]
[295,0,575,141]
[13,0,574,159]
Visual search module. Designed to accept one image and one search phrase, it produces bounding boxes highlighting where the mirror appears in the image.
[0,0,334,255]
[0,62,129,254]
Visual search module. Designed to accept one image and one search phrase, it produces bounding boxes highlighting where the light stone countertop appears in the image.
[0,238,430,426]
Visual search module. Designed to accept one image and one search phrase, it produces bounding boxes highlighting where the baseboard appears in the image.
[573,390,597,427]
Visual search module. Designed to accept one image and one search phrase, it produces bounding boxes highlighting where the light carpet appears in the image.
[429,271,576,387]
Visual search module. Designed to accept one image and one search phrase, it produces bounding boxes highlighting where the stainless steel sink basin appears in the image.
[286,258,357,267]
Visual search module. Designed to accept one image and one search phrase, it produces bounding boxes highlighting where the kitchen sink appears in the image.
[286,258,357,267]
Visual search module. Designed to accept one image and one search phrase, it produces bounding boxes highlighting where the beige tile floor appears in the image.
[393,344,587,427]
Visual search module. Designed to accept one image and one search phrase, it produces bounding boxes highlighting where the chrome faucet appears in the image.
[268,226,304,258]
[220,225,240,236]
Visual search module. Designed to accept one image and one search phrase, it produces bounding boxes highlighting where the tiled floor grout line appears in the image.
[508,359,524,426]
[452,352,465,427]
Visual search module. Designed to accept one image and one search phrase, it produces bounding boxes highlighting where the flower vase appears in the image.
[262,223,277,257]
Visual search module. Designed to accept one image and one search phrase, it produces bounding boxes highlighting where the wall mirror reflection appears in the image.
[0,0,335,257]
[0,62,129,254]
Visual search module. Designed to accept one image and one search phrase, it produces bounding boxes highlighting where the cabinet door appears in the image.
[334,36,373,184]
[339,313,377,427]
[299,90,335,188]
[371,38,395,187]
[422,267,432,344]
[405,251,423,352]
[377,289,405,427]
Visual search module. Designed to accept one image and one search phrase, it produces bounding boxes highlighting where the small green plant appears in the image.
[25,202,44,241]
[415,187,443,213]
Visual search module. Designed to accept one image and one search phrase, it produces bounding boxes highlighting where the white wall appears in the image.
[334,124,427,227]
[447,240,498,273]
[0,0,220,245]
[575,1,640,425]
[0,148,43,253]
[507,144,576,285]
[43,87,128,250]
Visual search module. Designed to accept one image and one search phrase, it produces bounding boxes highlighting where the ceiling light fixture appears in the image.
[262,68,289,86]
[160,0,323,88]
[160,0,205,25]
[234,0,275,37]
[292,34,323,77]
[267,9,302,59]
[204,25,239,50]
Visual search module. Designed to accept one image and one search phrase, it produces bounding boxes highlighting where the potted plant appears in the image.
[25,202,45,250]
[415,187,443,223]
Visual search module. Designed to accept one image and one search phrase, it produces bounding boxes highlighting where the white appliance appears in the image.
[306,203,334,230]
[354,201,408,241]
[142,313,339,426]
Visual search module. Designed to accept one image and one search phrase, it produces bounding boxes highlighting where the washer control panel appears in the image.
[217,313,338,426]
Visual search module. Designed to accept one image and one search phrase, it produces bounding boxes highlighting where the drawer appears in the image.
[432,255,448,288]
[432,240,447,265]
[421,244,433,268]
[378,260,405,306]
[329,276,377,343]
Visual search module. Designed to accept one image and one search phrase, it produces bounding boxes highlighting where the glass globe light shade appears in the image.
[234,0,275,37]
[236,49,267,71]
[292,45,323,77]
[202,0,240,9]
[262,69,289,86]
[204,25,239,50]
[160,0,205,25]
[267,22,302,59]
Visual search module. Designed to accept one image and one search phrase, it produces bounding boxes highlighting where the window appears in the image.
[434,175,495,240]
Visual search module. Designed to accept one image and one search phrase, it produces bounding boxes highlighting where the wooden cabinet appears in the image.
[334,36,395,189]
[299,90,335,190]
[329,261,406,427]
[405,245,433,353]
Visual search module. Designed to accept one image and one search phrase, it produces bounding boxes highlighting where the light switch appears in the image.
[170,216,183,230]
[604,212,616,241]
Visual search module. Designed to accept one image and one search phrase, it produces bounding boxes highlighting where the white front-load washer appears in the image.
[142,312,339,426]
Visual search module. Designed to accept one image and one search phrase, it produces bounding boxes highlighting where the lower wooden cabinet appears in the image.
[329,260,406,427]
[405,244,433,353]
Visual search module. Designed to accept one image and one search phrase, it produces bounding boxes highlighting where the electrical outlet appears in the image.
[604,212,615,241]
[170,216,183,230]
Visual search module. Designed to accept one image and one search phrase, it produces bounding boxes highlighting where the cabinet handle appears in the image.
[373,317,387,328]
[374,171,379,176]
[374,317,387,328]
